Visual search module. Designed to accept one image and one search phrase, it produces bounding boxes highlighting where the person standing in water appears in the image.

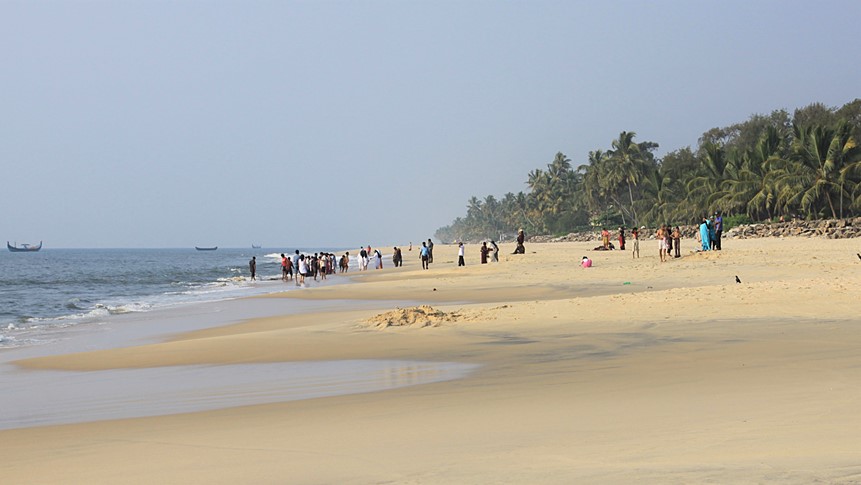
[249,256,257,281]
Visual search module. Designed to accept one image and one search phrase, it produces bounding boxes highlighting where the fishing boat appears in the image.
[251,244,262,249]
[7,241,42,252]
[194,246,218,251]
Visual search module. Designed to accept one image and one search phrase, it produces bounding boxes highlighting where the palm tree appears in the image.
[774,124,851,219]
[638,165,678,226]
[719,126,783,220]
[607,131,649,226]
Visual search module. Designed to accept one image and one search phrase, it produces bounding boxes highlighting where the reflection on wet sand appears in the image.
[2,360,478,430]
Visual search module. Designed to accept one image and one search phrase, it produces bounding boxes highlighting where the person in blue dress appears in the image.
[699,217,711,251]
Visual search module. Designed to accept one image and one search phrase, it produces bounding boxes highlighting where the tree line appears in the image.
[435,100,861,243]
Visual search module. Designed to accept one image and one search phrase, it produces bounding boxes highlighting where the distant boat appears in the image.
[195,246,218,251]
[7,241,42,252]
[251,244,262,249]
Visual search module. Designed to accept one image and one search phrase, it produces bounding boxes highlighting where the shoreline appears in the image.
[2,237,861,483]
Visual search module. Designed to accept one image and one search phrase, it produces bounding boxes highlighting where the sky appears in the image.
[2,0,859,248]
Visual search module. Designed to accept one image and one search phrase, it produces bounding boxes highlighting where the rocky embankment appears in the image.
[529,218,861,243]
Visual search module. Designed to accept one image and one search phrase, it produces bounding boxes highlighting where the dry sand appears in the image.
[2,237,861,483]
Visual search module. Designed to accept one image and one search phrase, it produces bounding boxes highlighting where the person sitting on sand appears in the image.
[513,229,526,254]
[581,256,592,268]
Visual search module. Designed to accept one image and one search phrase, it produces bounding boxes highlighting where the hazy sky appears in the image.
[2,0,858,248]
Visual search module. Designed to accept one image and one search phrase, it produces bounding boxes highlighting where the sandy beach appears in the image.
[2,237,861,484]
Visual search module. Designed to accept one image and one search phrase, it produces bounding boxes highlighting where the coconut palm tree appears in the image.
[606,131,650,226]
[719,126,783,220]
[774,124,852,219]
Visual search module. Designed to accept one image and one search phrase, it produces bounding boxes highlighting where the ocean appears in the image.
[0,247,348,349]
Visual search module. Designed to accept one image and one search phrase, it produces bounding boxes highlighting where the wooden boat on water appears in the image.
[7,241,42,252]
[251,244,262,249]
[195,246,218,251]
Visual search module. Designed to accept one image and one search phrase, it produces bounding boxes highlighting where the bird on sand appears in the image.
[735,275,742,284]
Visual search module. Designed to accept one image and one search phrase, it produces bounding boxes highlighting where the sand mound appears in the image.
[365,305,464,329]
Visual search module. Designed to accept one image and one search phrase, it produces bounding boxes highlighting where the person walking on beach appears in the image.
[249,256,257,281]
[601,228,610,250]
[480,242,489,264]
[427,239,434,264]
[618,228,626,251]
[281,253,288,281]
[420,242,430,270]
[490,240,499,262]
[392,247,402,267]
[457,242,465,267]
[631,227,640,259]
[374,249,383,269]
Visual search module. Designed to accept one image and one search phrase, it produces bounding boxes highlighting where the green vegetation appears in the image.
[436,100,861,242]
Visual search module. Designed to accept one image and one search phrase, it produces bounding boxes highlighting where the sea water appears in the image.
[0,247,351,349]
[0,248,476,430]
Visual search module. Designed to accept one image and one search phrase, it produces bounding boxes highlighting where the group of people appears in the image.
[272,250,344,285]
[592,210,724,262]
[357,245,385,271]
[697,212,723,251]
[655,225,682,262]
[419,238,435,269]
[253,232,525,281]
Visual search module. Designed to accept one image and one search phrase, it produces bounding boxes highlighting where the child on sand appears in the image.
[581,256,592,268]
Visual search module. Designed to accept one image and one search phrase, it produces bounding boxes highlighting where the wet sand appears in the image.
[2,237,861,483]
